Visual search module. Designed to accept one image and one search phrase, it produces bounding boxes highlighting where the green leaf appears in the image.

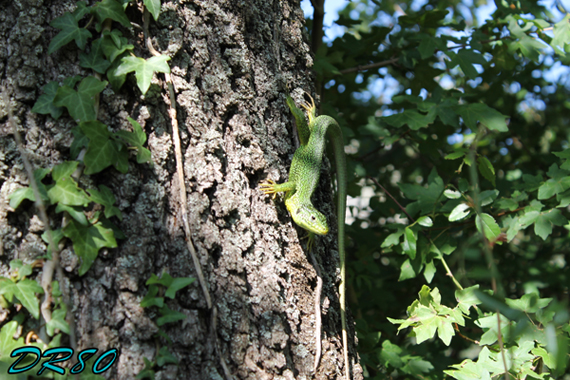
[456,103,508,132]
[55,204,88,225]
[53,77,108,122]
[551,14,570,55]
[144,0,161,21]
[46,307,70,336]
[13,279,44,319]
[52,161,79,181]
[10,260,33,280]
[418,35,440,59]
[79,38,111,74]
[165,277,195,299]
[455,285,482,314]
[71,125,89,159]
[538,164,570,199]
[8,168,51,209]
[140,285,164,308]
[449,49,487,79]
[506,293,552,313]
[477,156,496,186]
[9,187,35,209]
[384,109,436,130]
[475,213,500,241]
[106,55,129,91]
[399,168,444,216]
[80,121,129,174]
[381,230,404,248]
[88,185,122,220]
[32,81,64,119]
[115,118,152,164]
[48,4,93,54]
[47,174,90,207]
[449,203,470,222]
[157,305,187,326]
[115,55,171,94]
[42,229,64,254]
[101,30,134,63]
[156,347,178,367]
[91,0,132,30]
[63,218,117,276]
[444,189,461,199]
[534,208,567,240]
[402,227,417,259]
[444,149,468,160]
[417,216,433,227]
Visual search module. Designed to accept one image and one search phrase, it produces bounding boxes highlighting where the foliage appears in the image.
[310,0,570,378]
[3,0,158,377]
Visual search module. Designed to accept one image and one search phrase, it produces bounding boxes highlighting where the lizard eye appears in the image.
[311,215,316,220]
[296,208,301,215]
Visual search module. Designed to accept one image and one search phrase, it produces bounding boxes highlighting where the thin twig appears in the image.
[308,249,323,372]
[143,9,211,310]
[338,57,399,75]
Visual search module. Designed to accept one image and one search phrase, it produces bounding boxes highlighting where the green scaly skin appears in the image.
[260,95,349,379]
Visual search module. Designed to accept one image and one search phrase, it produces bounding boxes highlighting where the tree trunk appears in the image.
[0,0,362,378]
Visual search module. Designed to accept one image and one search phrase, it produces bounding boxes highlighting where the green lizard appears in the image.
[260,94,349,379]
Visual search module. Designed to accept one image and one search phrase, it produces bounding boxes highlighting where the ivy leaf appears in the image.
[8,168,51,209]
[144,0,162,21]
[106,54,129,91]
[156,347,178,367]
[47,307,70,336]
[115,118,152,164]
[91,0,132,31]
[52,161,79,181]
[79,38,111,74]
[157,305,187,326]
[53,77,108,122]
[141,285,164,308]
[48,2,92,54]
[477,156,496,186]
[55,204,88,225]
[475,213,501,241]
[384,109,436,130]
[31,81,64,119]
[63,218,117,276]
[80,121,129,175]
[115,55,171,94]
[14,279,44,319]
[87,185,122,220]
[47,165,90,207]
[70,125,89,159]
[456,103,509,132]
[165,277,195,299]
[101,30,134,63]
[449,49,487,79]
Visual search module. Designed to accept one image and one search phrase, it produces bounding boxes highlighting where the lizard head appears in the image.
[291,203,329,235]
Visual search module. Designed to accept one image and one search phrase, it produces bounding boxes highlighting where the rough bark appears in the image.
[0,0,363,379]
